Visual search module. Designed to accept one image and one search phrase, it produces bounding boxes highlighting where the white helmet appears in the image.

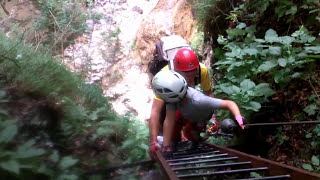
[152,70,188,103]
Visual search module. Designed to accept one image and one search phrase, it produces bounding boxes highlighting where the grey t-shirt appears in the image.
[166,87,222,123]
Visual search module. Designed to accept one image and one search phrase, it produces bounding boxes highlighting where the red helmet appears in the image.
[174,48,199,71]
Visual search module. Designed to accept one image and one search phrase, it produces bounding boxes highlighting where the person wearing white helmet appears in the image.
[149,48,214,159]
[151,70,246,158]
[152,70,188,103]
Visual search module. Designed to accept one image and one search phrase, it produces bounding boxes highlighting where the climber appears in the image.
[151,70,246,158]
[149,48,214,159]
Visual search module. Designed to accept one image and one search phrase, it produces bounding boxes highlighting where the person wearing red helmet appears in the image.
[174,48,201,87]
[174,48,199,71]
[149,48,214,159]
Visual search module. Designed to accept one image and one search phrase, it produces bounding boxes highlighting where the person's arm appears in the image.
[219,100,241,117]
[149,98,165,143]
[162,109,176,147]
[219,100,245,129]
[149,98,165,159]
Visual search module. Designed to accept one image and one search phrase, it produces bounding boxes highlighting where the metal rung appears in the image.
[156,141,320,180]
[168,153,228,162]
[177,167,268,178]
[173,148,215,156]
[173,150,220,159]
[170,157,238,166]
[175,144,208,152]
[234,174,291,180]
[172,161,251,171]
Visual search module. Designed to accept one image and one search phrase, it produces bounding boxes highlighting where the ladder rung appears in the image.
[172,150,220,159]
[173,161,251,171]
[234,174,291,180]
[177,167,268,178]
[170,157,238,166]
[168,153,228,162]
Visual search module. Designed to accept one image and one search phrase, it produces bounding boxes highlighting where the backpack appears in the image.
[148,35,192,76]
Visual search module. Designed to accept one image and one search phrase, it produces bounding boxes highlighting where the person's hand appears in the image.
[150,141,161,159]
[235,115,247,129]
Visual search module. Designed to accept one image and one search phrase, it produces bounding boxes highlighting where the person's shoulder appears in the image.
[188,87,203,96]
[188,87,197,92]
[187,87,208,103]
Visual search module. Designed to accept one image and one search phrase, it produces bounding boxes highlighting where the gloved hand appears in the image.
[235,115,247,130]
[150,141,161,159]
[162,146,173,159]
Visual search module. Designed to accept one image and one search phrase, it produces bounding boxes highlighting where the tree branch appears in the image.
[0,1,9,16]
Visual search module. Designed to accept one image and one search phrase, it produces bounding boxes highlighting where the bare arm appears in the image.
[163,109,176,147]
[219,100,241,118]
[219,100,245,129]
[149,98,165,143]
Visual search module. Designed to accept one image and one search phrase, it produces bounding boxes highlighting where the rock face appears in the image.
[134,0,198,65]
[0,1,41,42]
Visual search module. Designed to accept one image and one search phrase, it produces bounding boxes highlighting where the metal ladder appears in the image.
[156,141,320,180]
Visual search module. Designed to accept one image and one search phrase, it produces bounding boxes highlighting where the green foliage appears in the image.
[191,30,204,52]
[213,24,319,119]
[303,95,320,150]
[0,119,17,143]
[0,139,46,175]
[0,90,84,179]
[274,127,289,145]
[34,0,89,53]
[118,114,149,163]
[103,27,122,63]
[206,134,234,146]
[193,0,320,51]
[305,125,320,149]
[302,155,320,172]
[0,34,82,98]
[303,94,320,119]
[59,156,79,170]
[193,0,219,25]
[82,110,149,163]
[85,0,95,7]
[0,29,149,178]
[0,31,108,106]
[193,0,320,172]
[226,0,320,25]
[0,32,107,138]
[250,172,262,178]
[104,27,121,44]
